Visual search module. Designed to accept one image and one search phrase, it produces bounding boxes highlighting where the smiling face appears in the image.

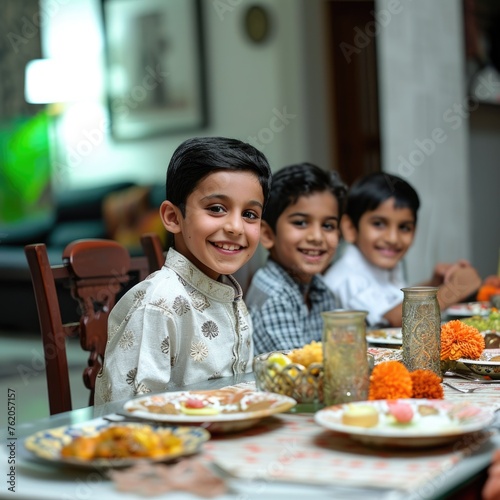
[262,191,340,284]
[342,197,416,270]
[160,170,264,280]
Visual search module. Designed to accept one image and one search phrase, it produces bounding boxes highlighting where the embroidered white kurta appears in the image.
[94,248,253,404]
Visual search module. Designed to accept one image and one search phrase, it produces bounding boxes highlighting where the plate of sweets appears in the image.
[366,327,402,346]
[445,302,491,317]
[123,387,296,433]
[24,422,210,469]
[314,399,494,448]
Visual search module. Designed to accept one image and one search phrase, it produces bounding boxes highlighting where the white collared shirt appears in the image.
[323,244,406,326]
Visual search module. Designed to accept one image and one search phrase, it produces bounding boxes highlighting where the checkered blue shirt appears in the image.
[246,259,337,354]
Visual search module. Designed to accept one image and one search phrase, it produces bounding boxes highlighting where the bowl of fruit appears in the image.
[253,342,324,405]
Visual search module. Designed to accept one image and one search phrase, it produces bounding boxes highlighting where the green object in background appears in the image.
[0,111,53,223]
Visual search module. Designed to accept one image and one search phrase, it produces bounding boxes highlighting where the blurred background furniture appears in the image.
[24,235,164,415]
[0,182,166,332]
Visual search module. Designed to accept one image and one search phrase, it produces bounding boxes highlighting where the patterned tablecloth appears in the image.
[202,381,499,494]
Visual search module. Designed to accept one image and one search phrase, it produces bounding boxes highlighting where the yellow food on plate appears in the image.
[179,405,220,416]
[60,425,183,460]
[341,404,379,428]
[288,341,323,367]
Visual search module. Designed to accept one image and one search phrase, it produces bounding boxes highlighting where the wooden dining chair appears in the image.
[140,231,166,270]
[24,234,165,415]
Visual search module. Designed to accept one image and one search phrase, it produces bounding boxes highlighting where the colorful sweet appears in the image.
[180,398,220,416]
[341,404,379,428]
[387,401,414,424]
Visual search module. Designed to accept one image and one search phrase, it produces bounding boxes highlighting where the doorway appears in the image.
[324,0,381,186]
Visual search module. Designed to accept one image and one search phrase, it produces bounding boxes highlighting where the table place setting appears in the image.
[4,294,500,500]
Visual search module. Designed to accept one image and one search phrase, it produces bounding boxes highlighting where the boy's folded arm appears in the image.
[382,302,403,328]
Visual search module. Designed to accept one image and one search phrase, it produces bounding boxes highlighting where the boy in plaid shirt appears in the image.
[246,163,346,354]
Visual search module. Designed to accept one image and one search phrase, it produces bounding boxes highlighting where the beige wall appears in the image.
[376,0,472,283]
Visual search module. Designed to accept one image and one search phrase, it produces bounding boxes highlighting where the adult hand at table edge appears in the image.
[482,448,500,500]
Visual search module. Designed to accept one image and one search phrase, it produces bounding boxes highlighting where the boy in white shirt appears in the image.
[324,172,481,327]
[95,137,271,404]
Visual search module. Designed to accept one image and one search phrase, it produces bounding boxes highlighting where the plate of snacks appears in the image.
[314,399,494,448]
[366,327,402,346]
[24,422,210,468]
[459,349,500,379]
[461,311,500,335]
[123,387,296,433]
[445,302,491,317]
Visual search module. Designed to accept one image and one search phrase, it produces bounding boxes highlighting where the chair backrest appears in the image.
[140,231,166,270]
[24,234,164,415]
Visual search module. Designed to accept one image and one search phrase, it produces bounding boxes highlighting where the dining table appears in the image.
[1,364,499,500]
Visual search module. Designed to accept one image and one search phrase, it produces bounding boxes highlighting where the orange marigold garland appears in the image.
[410,370,444,399]
[440,320,485,361]
[368,361,413,400]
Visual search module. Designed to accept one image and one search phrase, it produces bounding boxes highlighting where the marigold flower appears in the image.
[477,285,500,302]
[410,369,444,399]
[440,320,485,361]
[368,361,413,400]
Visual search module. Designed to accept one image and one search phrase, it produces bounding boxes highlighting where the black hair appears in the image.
[166,136,272,216]
[346,172,420,228]
[263,162,347,232]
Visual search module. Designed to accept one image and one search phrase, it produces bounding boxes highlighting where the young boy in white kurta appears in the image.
[324,172,480,327]
[95,137,271,404]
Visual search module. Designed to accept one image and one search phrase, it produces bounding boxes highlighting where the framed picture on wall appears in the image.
[102,0,207,140]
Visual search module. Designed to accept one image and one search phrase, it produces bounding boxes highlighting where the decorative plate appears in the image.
[123,387,296,433]
[446,302,491,317]
[459,350,500,379]
[366,327,402,346]
[314,399,494,448]
[368,346,403,364]
[24,422,210,468]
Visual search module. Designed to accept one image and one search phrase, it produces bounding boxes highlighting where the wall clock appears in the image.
[244,5,271,44]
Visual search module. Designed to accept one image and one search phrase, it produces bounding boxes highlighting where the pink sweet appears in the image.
[387,401,414,423]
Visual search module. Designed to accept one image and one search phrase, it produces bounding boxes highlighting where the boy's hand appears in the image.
[438,265,482,309]
[483,449,500,500]
[430,260,470,287]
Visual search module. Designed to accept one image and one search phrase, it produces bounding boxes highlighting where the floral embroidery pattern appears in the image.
[135,383,151,396]
[118,330,135,350]
[97,380,112,403]
[190,341,209,362]
[171,354,177,367]
[237,308,249,331]
[161,337,170,355]
[173,296,190,315]
[107,324,120,343]
[151,298,171,314]
[133,290,146,307]
[190,290,210,312]
[208,372,222,380]
[126,368,138,386]
[202,321,219,340]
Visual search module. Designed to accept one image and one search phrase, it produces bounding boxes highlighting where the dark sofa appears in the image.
[0,182,166,332]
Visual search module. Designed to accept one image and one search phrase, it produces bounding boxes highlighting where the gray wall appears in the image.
[469,104,500,278]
